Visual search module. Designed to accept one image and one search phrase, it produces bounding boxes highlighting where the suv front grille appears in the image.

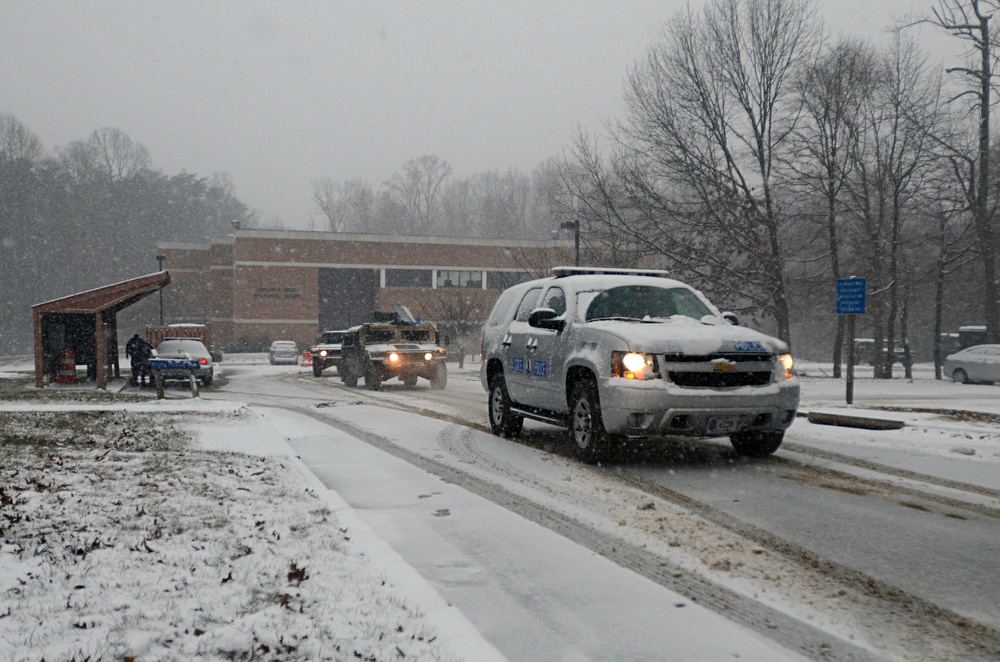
[664,352,773,388]
[668,371,772,387]
[662,352,772,364]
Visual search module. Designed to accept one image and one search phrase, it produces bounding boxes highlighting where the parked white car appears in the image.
[480,267,800,463]
[944,344,1000,384]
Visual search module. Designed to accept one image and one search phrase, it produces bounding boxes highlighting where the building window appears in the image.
[436,270,483,289]
[385,268,432,288]
[486,271,532,289]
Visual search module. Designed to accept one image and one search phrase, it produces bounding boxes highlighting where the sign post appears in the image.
[837,278,867,405]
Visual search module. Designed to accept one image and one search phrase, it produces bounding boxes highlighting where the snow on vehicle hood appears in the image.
[586,316,788,356]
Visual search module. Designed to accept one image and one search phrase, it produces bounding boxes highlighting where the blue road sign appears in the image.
[837,277,867,315]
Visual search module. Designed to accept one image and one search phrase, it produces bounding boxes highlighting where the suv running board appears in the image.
[510,405,567,428]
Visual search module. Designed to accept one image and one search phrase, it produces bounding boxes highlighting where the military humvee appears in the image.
[339,306,447,390]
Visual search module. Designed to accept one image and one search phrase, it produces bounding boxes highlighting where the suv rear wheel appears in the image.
[730,431,783,458]
[569,380,612,464]
[488,373,523,438]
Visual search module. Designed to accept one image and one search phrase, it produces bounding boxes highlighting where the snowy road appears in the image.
[208,358,1000,660]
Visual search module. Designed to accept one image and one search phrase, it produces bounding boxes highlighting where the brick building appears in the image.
[156,230,573,351]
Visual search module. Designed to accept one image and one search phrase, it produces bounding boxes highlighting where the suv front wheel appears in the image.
[730,430,783,458]
[569,380,613,464]
[488,374,523,438]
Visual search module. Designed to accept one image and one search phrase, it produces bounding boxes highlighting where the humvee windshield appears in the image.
[401,329,434,342]
[365,328,395,343]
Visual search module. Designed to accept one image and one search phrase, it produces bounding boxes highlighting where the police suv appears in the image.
[480,267,799,463]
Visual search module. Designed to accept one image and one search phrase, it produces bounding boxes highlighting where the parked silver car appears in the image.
[152,338,214,386]
[268,340,299,365]
[944,344,1000,384]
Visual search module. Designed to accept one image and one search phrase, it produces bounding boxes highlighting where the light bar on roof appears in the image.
[551,266,671,278]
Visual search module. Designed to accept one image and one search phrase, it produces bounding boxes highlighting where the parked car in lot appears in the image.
[480,267,799,463]
[268,340,299,365]
[308,330,349,377]
[152,338,214,386]
[853,338,906,366]
[944,344,1000,384]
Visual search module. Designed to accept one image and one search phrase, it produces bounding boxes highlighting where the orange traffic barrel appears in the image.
[301,351,313,367]
[56,350,77,384]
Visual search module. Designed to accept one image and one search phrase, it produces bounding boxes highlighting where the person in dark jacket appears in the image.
[125,334,153,386]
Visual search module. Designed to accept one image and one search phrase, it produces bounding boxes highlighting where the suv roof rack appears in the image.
[551,266,671,278]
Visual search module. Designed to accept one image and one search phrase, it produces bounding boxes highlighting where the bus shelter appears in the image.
[32,272,171,389]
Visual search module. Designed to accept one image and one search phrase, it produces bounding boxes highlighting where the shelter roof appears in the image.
[32,272,171,316]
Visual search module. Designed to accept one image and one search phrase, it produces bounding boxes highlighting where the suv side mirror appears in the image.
[722,311,739,326]
[528,308,565,331]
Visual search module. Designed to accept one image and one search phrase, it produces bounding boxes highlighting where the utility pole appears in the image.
[156,254,166,324]
[560,220,580,266]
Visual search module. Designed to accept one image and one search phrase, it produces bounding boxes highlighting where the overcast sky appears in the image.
[2,1,954,230]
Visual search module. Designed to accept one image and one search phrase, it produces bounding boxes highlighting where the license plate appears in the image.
[707,416,738,434]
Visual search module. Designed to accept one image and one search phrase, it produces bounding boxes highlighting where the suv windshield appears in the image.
[583,285,712,322]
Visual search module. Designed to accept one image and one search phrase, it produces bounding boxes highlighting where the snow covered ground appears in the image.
[1,355,998,660]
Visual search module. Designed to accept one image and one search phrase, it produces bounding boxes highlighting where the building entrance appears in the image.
[318,268,379,331]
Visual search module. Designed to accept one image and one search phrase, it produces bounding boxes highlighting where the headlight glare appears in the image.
[777,353,794,380]
[388,352,399,363]
[612,351,660,380]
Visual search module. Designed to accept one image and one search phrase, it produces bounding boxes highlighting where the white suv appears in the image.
[480,267,799,463]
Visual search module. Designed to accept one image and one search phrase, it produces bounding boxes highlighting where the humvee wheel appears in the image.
[364,364,383,391]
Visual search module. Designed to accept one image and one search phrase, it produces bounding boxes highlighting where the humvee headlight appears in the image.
[318,350,328,357]
[388,352,400,363]
[612,352,660,380]
[424,352,433,361]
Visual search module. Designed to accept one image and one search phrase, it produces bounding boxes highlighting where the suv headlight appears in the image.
[774,353,794,380]
[612,351,660,380]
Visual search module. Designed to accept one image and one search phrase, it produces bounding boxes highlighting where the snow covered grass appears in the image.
[0,406,457,661]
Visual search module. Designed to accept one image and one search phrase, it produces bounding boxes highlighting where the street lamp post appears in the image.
[155,254,165,325]
[560,220,580,266]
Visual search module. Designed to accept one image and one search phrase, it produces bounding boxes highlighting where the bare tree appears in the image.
[386,155,452,234]
[58,127,151,183]
[312,177,346,232]
[919,0,1000,343]
[0,113,43,163]
[419,290,492,368]
[312,177,379,233]
[792,40,878,376]
[844,35,943,377]
[588,0,823,342]
[89,126,151,181]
